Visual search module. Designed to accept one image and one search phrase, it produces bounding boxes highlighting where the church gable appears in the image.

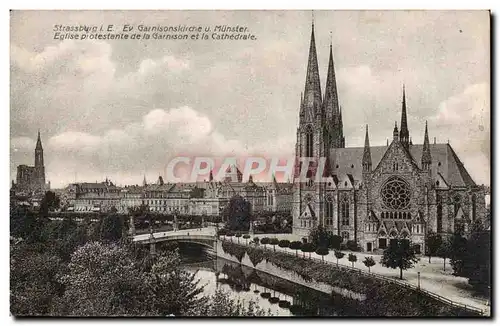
[300,204,316,219]
[373,140,420,175]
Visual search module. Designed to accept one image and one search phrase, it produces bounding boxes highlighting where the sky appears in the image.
[10,10,490,188]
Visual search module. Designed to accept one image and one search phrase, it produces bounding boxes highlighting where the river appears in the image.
[178,244,360,316]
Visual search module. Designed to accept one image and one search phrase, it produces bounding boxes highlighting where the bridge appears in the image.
[132,226,218,253]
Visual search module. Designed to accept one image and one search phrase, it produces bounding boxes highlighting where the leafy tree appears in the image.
[463,220,491,292]
[380,239,419,280]
[436,237,452,271]
[222,195,252,231]
[334,250,345,266]
[426,231,442,263]
[289,241,302,257]
[269,238,279,252]
[309,225,332,248]
[100,214,126,242]
[10,241,65,316]
[253,237,260,246]
[243,234,251,245]
[260,237,270,250]
[39,191,61,216]
[363,256,376,273]
[315,247,329,262]
[191,289,269,316]
[449,231,468,276]
[348,253,357,267]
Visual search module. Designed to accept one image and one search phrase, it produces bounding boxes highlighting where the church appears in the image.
[292,24,487,253]
[13,131,49,194]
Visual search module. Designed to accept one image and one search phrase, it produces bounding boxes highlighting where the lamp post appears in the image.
[417,272,421,290]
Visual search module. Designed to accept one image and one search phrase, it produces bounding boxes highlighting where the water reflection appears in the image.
[182,254,359,316]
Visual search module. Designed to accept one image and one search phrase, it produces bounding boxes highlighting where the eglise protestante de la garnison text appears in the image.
[11,22,487,255]
[291,23,486,253]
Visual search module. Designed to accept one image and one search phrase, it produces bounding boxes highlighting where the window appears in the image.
[437,204,443,232]
[341,231,349,241]
[341,197,349,226]
[325,196,334,218]
[453,195,461,217]
[381,177,411,210]
[472,195,476,221]
[305,125,313,158]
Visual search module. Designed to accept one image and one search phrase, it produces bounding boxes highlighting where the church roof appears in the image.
[329,143,476,187]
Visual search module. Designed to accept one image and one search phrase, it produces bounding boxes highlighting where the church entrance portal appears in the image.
[378,238,387,249]
[367,242,372,252]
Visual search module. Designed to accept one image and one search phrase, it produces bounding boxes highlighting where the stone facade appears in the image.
[14,131,49,194]
[292,24,487,253]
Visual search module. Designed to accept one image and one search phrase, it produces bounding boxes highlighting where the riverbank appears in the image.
[216,239,484,317]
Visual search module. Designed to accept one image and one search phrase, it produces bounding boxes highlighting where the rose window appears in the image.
[381,178,411,210]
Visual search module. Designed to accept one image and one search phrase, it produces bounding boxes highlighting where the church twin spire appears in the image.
[300,22,344,149]
[399,85,410,149]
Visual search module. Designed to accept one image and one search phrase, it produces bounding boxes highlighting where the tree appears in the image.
[289,241,302,257]
[426,231,442,263]
[39,191,61,216]
[380,239,419,280]
[348,253,357,267]
[253,237,260,246]
[100,214,125,242]
[301,243,315,259]
[436,237,452,271]
[449,231,468,276]
[329,235,343,250]
[235,232,242,244]
[315,247,329,262]
[222,195,252,231]
[269,238,279,252]
[309,225,332,248]
[243,234,251,245]
[192,289,269,316]
[334,250,345,266]
[463,220,491,293]
[260,237,270,250]
[363,256,376,273]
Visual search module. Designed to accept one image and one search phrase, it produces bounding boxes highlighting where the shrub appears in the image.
[278,240,290,249]
[260,237,270,250]
[348,253,357,267]
[363,256,376,273]
[253,237,260,245]
[334,250,345,266]
[269,238,279,252]
[289,241,302,257]
[346,240,360,252]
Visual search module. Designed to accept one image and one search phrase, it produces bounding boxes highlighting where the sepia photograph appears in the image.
[9,9,491,317]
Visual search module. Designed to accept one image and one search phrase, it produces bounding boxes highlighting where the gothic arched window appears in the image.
[472,195,477,221]
[453,194,461,217]
[437,204,443,232]
[325,196,334,218]
[341,196,349,226]
[305,125,314,158]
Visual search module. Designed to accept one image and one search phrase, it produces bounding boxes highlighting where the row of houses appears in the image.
[61,166,293,216]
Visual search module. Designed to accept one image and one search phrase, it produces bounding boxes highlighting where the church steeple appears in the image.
[35,130,44,168]
[362,125,372,172]
[393,121,399,141]
[143,175,147,187]
[302,21,322,120]
[324,41,344,149]
[399,85,410,148]
[421,121,432,170]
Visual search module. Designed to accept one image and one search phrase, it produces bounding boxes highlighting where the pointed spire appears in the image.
[36,129,43,150]
[422,121,432,170]
[209,170,214,182]
[393,121,399,141]
[400,85,410,148]
[324,36,342,149]
[303,21,322,118]
[363,125,372,172]
[143,175,147,187]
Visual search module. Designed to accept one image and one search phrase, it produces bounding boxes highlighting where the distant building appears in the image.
[13,131,49,194]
